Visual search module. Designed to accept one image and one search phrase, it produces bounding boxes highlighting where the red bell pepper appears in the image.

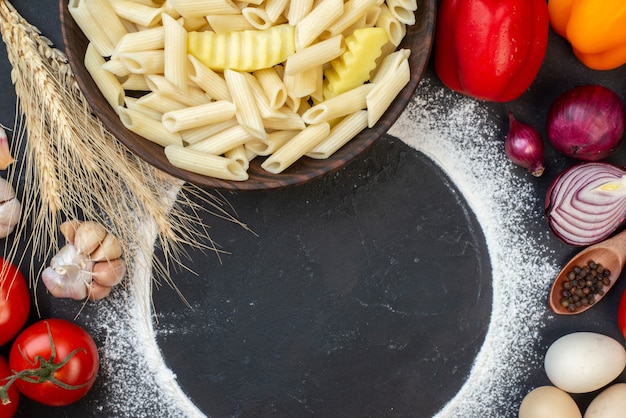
[434,0,549,102]
[618,289,626,340]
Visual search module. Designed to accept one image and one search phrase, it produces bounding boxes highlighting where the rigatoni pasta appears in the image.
[73,0,418,181]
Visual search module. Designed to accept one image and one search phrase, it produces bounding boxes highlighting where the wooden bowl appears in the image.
[59,1,436,190]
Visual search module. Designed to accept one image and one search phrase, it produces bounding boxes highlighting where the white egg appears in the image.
[584,383,626,418]
[519,386,581,418]
[544,332,626,393]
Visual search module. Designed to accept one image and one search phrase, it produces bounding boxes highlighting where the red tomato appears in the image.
[0,354,18,418]
[9,319,99,406]
[0,259,30,347]
[618,289,626,340]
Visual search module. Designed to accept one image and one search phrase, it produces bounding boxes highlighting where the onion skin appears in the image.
[505,112,545,176]
[545,162,626,246]
[547,85,625,161]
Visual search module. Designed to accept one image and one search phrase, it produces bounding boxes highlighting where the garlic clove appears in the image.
[89,233,123,261]
[0,126,15,170]
[0,177,15,201]
[50,243,95,272]
[0,197,21,239]
[0,197,20,225]
[74,221,107,255]
[87,281,112,301]
[43,243,95,300]
[92,258,125,287]
[0,223,15,239]
[59,220,80,243]
[41,266,89,300]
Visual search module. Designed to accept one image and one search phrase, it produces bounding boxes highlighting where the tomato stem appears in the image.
[0,320,91,405]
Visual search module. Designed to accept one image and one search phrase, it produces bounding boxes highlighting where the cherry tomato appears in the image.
[0,259,30,347]
[9,319,99,406]
[0,354,18,418]
[618,288,626,340]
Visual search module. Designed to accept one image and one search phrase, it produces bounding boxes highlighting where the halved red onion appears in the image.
[545,162,626,246]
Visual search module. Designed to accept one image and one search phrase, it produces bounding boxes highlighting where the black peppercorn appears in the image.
[558,260,610,313]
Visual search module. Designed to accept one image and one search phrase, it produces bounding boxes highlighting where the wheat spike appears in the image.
[0,0,246,293]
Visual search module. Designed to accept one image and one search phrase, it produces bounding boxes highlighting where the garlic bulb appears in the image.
[0,176,20,239]
[41,220,126,300]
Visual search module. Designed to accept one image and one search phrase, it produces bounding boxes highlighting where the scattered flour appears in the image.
[84,76,560,417]
[390,77,560,417]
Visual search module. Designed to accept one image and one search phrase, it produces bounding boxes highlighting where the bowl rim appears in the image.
[59,0,437,191]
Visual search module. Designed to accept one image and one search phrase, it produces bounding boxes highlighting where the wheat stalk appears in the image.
[0,0,245,294]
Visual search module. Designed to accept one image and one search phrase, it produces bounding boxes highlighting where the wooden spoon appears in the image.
[549,229,626,315]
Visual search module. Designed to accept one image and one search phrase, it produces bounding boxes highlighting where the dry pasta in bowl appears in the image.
[60,0,436,190]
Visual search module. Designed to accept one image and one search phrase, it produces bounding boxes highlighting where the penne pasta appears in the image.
[376,4,406,46]
[224,69,266,139]
[126,0,161,7]
[162,100,237,132]
[86,0,129,53]
[144,75,210,107]
[118,106,183,147]
[124,96,162,120]
[102,58,131,78]
[242,72,283,119]
[180,119,239,144]
[187,55,231,101]
[295,0,343,50]
[261,123,330,174]
[286,0,313,25]
[284,35,344,75]
[386,0,417,25]
[366,49,410,127]
[182,16,210,31]
[109,0,164,27]
[118,50,165,74]
[262,107,306,131]
[121,74,150,91]
[301,83,374,124]
[84,42,125,110]
[245,130,298,155]
[242,7,272,29]
[74,0,418,181]
[283,66,321,99]
[371,47,410,83]
[189,125,256,155]
[225,145,254,171]
[206,14,255,32]
[69,0,116,56]
[307,110,369,159]
[167,0,240,18]
[112,26,164,58]
[253,68,287,110]
[162,13,188,94]
[164,145,249,181]
[265,0,289,22]
[325,0,378,36]
[136,91,186,113]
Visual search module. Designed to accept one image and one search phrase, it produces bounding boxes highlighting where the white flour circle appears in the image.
[91,77,559,417]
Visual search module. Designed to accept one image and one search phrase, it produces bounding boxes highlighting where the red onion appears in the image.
[547,85,625,161]
[505,112,545,176]
[545,162,626,246]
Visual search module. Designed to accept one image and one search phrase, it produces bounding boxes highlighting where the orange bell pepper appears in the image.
[549,0,626,70]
